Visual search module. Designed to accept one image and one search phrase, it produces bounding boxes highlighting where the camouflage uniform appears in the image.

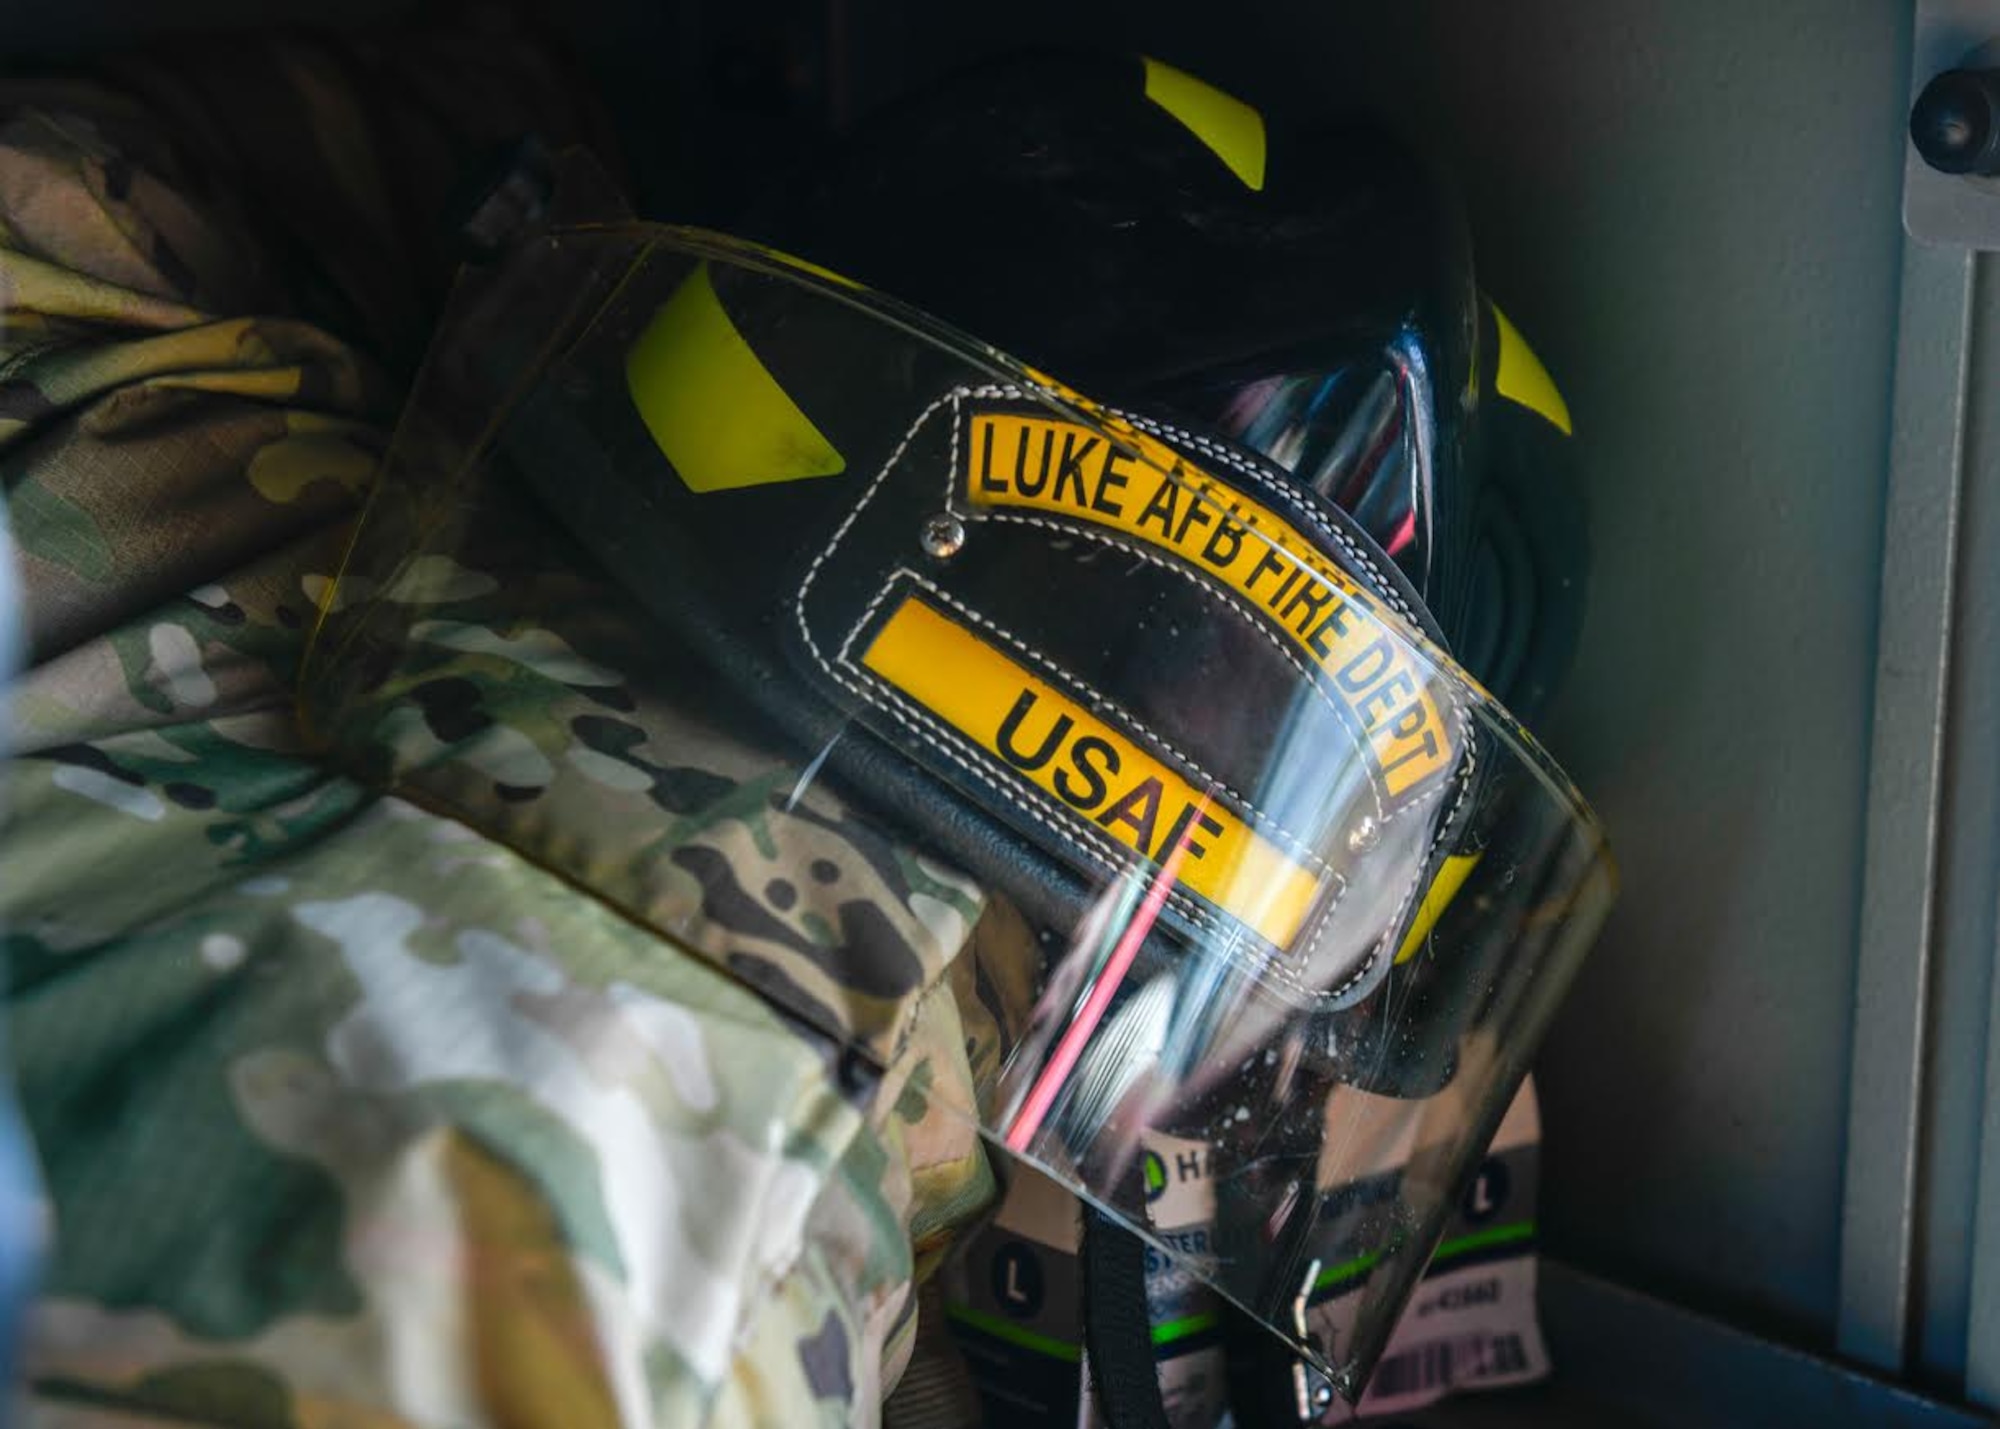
[0,13,1015,1426]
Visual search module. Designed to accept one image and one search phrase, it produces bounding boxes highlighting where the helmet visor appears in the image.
[303,225,1614,1397]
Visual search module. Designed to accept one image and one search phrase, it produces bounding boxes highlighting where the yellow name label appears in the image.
[964,408,1454,802]
[860,595,1323,948]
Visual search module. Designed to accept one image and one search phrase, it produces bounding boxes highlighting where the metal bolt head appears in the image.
[1293,1363,1338,1419]
[920,512,966,560]
[1347,815,1380,854]
[1912,68,2000,177]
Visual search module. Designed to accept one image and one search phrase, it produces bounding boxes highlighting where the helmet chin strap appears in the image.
[1082,1205,1174,1429]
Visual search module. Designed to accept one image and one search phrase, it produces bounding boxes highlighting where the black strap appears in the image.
[1223,1300,1326,1427]
[1080,1207,1173,1429]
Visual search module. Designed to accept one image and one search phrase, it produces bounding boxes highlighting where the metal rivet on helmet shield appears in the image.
[920,512,966,560]
[1348,815,1380,854]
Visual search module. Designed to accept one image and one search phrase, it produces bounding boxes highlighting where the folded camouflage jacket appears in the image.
[0,15,1015,1427]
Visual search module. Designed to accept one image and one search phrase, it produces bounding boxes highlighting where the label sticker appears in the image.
[859,592,1324,948]
[962,406,1454,804]
[1337,1257,1550,1420]
[943,1167,1087,1425]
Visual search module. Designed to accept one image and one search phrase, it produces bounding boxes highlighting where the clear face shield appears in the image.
[301,225,1614,1399]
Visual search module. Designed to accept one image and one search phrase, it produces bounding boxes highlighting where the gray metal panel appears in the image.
[1839,236,1975,1371]
[1915,254,1998,1393]
[1961,258,2000,1408]
[1409,1261,1993,1429]
[1886,9,2000,1393]
[1261,0,1916,1345]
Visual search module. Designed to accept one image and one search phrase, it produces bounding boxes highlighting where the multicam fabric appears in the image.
[305,511,1003,1063]
[0,14,1016,1426]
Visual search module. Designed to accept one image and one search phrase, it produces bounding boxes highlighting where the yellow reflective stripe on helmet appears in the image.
[1491,305,1572,436]
[1142,58,1267,192]
[626,263,847,493]
[861,594,1322,948]
[1395,851,1481,964]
